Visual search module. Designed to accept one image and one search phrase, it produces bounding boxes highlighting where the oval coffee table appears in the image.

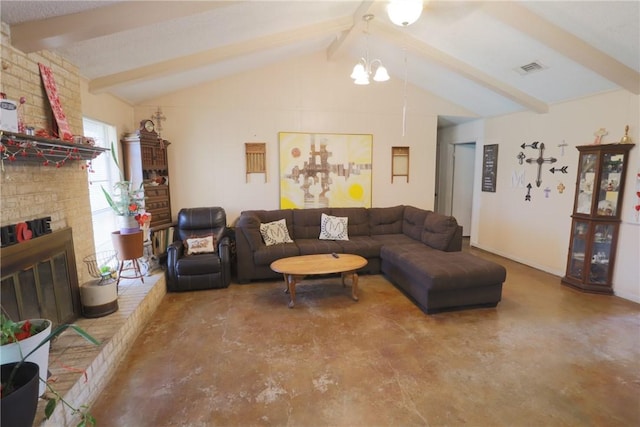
[270,253,368,308]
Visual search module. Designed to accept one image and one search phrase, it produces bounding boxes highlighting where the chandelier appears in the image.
[350,14,390,85]
[387,0,423,27]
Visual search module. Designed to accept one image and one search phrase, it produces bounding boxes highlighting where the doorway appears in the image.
[450,142,475,237]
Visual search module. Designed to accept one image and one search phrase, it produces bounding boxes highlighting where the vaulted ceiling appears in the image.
[2,1,639,124]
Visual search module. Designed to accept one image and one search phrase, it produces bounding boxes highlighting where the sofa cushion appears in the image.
[331,208,369,236]
[369,206,404,235]
[371,233,426,248]
[238,210,294,251]
[175,253,221,275]
[296,238,343,255]
[403,206,429,241]
[253,243,300,266]
[421,212,459,251]
[336,236,383,258]
[319,213,349,240]
[292,208,330,239]
[260,219,294,246]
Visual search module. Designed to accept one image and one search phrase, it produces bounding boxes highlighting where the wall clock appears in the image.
[140,119,155,133]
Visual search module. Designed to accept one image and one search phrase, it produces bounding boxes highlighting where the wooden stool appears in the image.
[111,231,145,286]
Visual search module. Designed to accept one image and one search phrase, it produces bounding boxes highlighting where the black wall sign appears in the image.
[482,144,499,192]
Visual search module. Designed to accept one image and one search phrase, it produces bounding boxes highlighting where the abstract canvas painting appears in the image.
[279,132,373,209]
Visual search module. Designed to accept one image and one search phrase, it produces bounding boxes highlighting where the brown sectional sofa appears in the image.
[235,205,506,313]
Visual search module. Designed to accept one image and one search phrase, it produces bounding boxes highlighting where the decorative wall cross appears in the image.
[593,128,607,145]
[558,140,568,156]
[151,107,166,137]
[525,142,557,187]
[557,182,566,194]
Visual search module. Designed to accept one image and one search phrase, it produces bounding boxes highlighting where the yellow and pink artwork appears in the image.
[279,132,372,209]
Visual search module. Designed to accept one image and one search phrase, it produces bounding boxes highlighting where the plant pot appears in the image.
[80,279,119,318]
[1,361,40,427]
[118,215,140,235]
[111,231,144,260]
[0,319,52,396]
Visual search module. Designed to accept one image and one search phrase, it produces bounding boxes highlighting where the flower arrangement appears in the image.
[1,314,100,426]
[101,180,145,216]
[101,142,145,217]
[0,318,47,345]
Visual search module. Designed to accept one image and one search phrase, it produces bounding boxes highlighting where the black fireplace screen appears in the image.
[1,227,80,326]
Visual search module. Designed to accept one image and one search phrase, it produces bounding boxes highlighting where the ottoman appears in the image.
[381,248,507,314]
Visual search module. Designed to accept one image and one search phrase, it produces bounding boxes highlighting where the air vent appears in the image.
[515,61,548,76]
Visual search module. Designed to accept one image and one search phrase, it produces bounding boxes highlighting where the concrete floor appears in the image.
[90,246,640,426]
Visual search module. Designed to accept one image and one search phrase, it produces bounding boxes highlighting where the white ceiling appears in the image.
[2,1,639,125]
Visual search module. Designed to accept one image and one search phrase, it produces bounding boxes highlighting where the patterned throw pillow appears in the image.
[259,219,294,246]
[319,213,349,241]
[184,235,216,255]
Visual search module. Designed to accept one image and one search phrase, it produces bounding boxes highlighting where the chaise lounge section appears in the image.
[235,205,506,313]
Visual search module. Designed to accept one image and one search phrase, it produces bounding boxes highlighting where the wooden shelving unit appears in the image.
[561,143,635,294]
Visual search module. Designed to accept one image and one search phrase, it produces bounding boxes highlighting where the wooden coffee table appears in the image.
[270,254,368,308]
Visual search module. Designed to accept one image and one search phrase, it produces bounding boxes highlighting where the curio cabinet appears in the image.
[561,143,634,293]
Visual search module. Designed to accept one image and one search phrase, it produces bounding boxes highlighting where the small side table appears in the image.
[111,231,145,285]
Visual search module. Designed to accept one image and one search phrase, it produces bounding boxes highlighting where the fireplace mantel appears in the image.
[0,131,108,167]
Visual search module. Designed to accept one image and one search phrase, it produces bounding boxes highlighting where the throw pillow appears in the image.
[319,213,349,241]
[260,219,294,246]
[184,235,216,255]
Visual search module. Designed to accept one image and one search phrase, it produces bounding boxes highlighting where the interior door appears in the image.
[451,143,475,237]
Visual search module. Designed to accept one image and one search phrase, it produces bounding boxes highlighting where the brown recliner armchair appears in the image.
[166,207,231,291]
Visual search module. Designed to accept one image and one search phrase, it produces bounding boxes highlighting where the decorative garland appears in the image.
[0,131,106,171]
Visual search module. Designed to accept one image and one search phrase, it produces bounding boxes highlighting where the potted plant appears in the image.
[1,317,52,396]
[1,314,100,427]
[100,142,146,234]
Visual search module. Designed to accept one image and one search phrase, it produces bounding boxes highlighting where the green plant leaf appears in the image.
[101,185,123,215]
[67,325,101,346]
[45,398,58,418]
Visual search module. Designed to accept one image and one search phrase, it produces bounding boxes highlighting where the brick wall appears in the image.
[1,22,95,284]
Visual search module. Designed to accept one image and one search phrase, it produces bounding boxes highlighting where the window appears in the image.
[83,118,120,253]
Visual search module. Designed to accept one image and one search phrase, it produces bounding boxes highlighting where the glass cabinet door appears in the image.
[596,153,624,217]
[567,220,589,280]
[576,153,597,214]
[588,223,614,284]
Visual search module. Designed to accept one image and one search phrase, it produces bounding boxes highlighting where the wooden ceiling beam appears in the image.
[10,1,235,53]
[89,17,352,93]
[483,2,640,95]
[371,22,549,114]
[326,0,375,61]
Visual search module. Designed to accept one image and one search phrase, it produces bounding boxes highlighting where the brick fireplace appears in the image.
[0,22,168,427]
[1,22,95,286]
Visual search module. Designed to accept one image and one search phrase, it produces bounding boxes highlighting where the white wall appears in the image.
[131,52,639,303]
[441,90,639,302]
[135,52,473,222]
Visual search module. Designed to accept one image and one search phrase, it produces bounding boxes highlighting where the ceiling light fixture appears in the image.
[350,14,390,85]
[387,0,424,27]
